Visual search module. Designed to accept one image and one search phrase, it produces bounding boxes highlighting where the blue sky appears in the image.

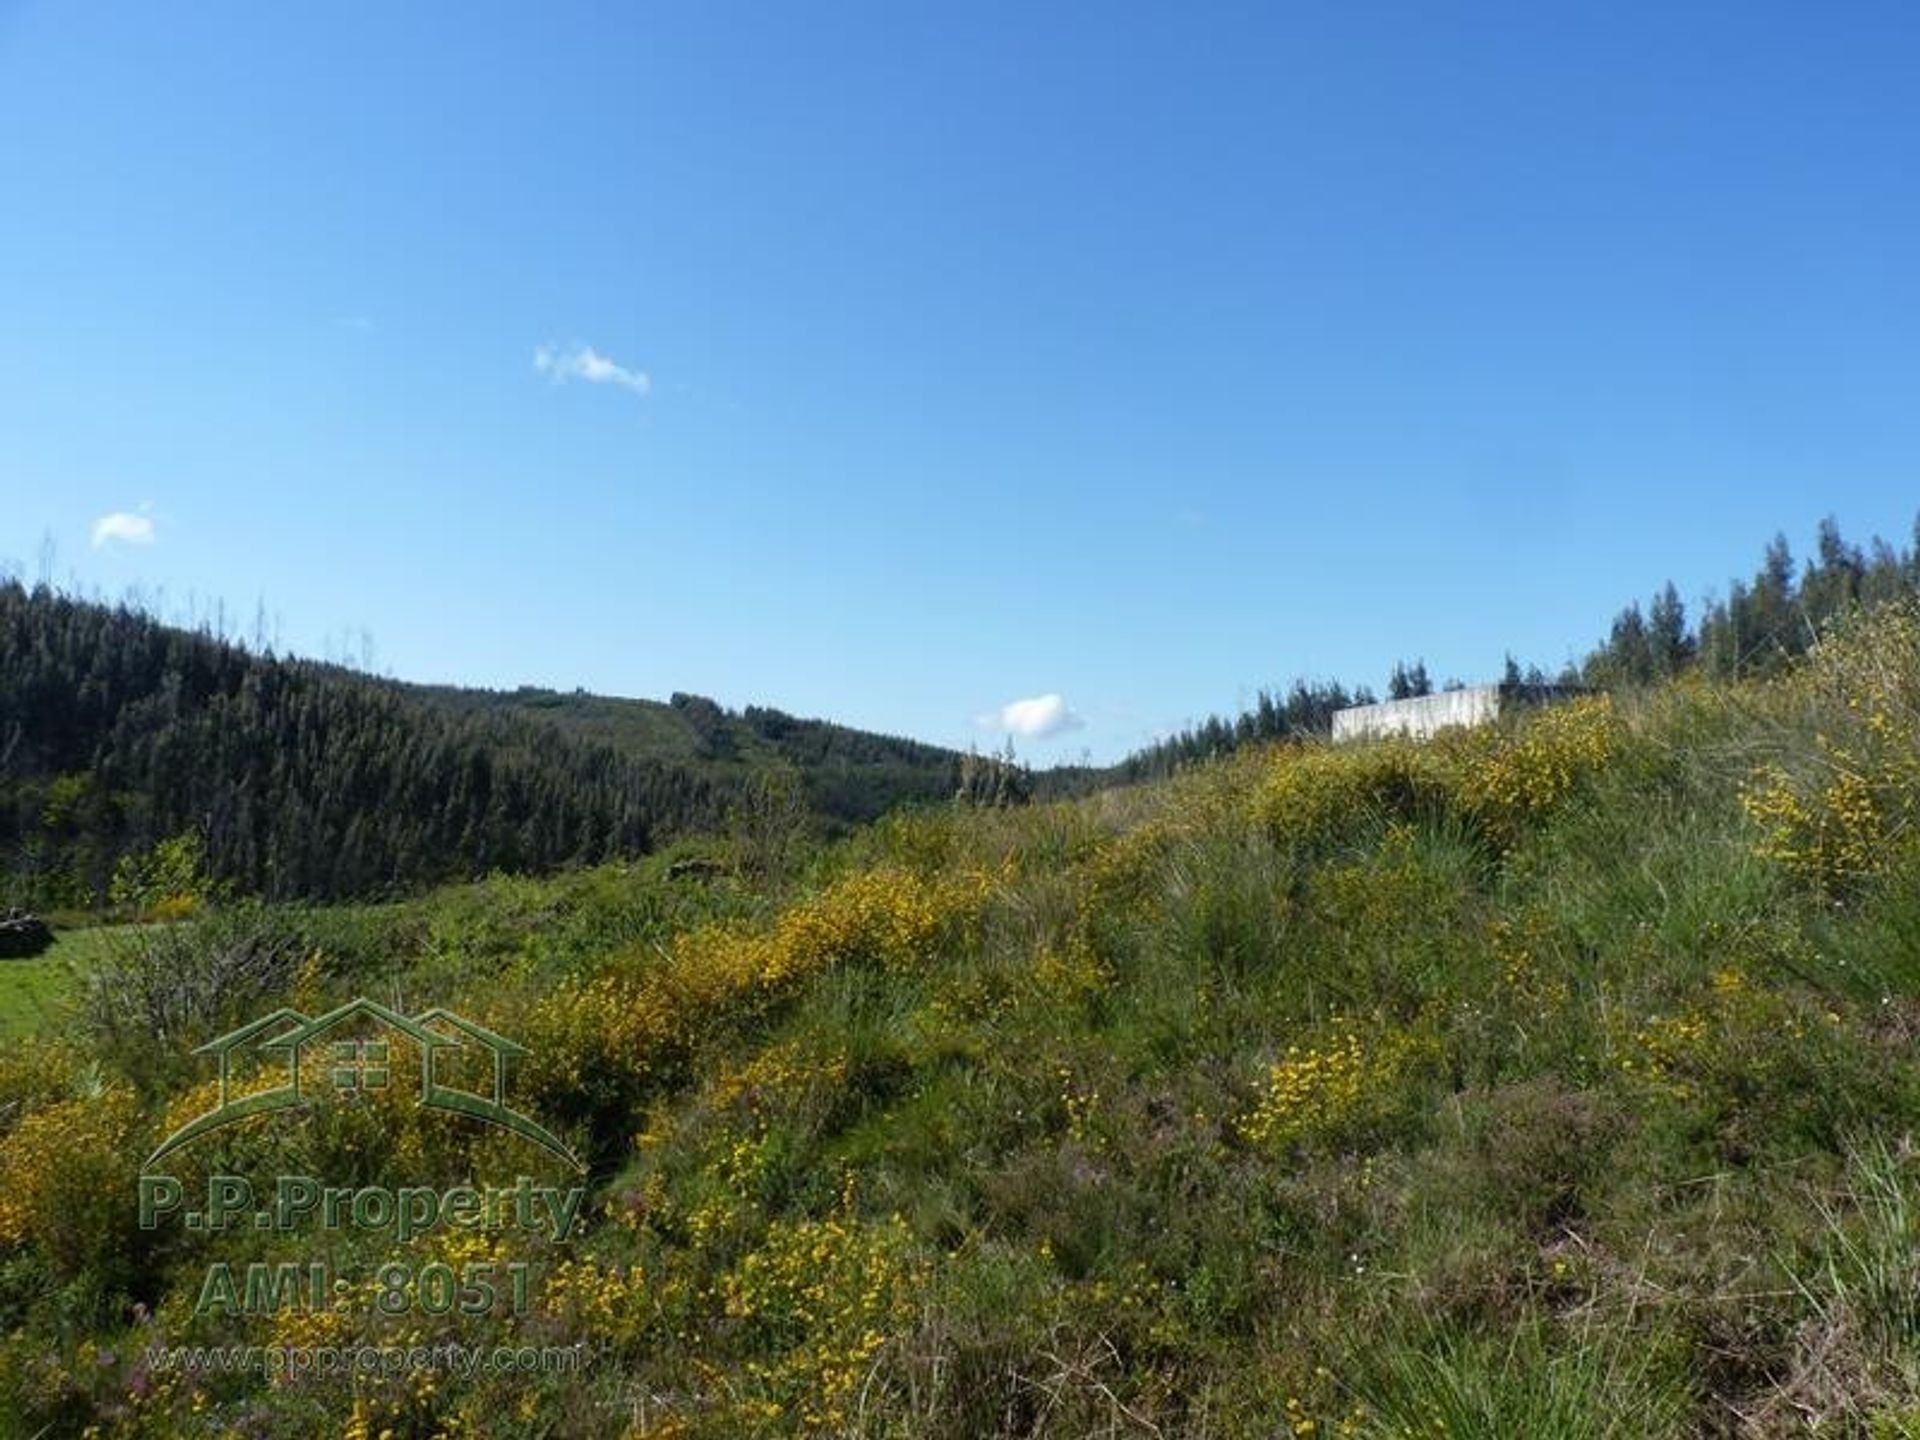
[4,2,1918,763]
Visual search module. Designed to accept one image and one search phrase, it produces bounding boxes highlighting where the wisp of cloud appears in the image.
[91,511,156,549]
[534,342,651,398]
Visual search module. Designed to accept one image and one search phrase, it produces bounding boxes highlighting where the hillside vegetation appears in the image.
[1129,515,1918,781]
[405,685,1102,834]
[0,584,1010,907]
[8,599,1920,1435]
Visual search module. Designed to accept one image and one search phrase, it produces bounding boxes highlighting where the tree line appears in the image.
[1118,514,1920,779]
[1584,516,1920,686]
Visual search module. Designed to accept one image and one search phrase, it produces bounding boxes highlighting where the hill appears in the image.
[10,598,1920,1433]
[404,683,988,830]
[0,584,1002,907]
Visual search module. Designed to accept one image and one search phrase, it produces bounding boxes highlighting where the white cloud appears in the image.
[533,342,651,397]
[90,510,156,549]
[981,693,1085,740]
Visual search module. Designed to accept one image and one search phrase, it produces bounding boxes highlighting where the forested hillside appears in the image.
[0,583,738,904]
[0,586,1090,909]
[407,685,983,828]
[8,515,1912,909]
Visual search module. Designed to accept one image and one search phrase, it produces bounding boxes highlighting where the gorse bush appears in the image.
[722,1205,926,1432]
[1437,694,1621,848]
[518,865,997,1154]
[1252,740,1439,853]
[0,1037,84,1134]
[1239,1013,1437,1153]
[0,1086,144,1284]
[1250,694,1621,860]
[1741,602,1920,894]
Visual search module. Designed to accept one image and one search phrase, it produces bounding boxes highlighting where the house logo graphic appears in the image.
[145,997,583,1173]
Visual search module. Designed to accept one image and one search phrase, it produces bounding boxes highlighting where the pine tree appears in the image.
[1648,583,1692,677]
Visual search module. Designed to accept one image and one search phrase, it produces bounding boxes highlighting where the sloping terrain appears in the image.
[8,603,1920,1435]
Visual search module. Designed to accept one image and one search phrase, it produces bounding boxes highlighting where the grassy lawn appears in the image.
[0,923,126,1038]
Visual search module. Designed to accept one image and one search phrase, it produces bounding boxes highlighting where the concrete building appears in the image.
[1330,682,1585,744]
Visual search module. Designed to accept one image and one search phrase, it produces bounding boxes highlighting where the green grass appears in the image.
[0,923,134,1038]
[0,952,67,1038]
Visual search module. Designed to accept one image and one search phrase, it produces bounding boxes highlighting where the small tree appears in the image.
[1389,659,1433,699]
[954,740,1031,808]
[109,830,221,921]
[727,767,812,885]
[1648,582,1693,677]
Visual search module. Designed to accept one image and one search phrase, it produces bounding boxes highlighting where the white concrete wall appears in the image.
[1330,685,1503,743]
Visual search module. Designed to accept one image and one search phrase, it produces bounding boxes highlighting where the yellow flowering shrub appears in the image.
[711,1039,850,1120]
[1054,1062,1102,1144]
[1437,695,1621,848]
[154,1063,292,1152]
[261,1277,358,1370]
[1307,824,1467,937]
[1247,696,1620,858]
[301,1042,463,1179]
[530,866,994,1095]
[1740,601,1920,892]
[685,1130,778,1248]
[1614,968,1837,1118]
[1742,756,1899,889]
[1240,1016,1435,1152]
[1488,910,1571,1011]
[1076,758,1255,903]
[721,1209,926,1432]
[1080,814,1186,903]
[0,1037,81,1133]
[1251,741,1438,851]
[542,1256,650,1348]
[1031,932,1107,1004]
[0,1086,143,1274]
